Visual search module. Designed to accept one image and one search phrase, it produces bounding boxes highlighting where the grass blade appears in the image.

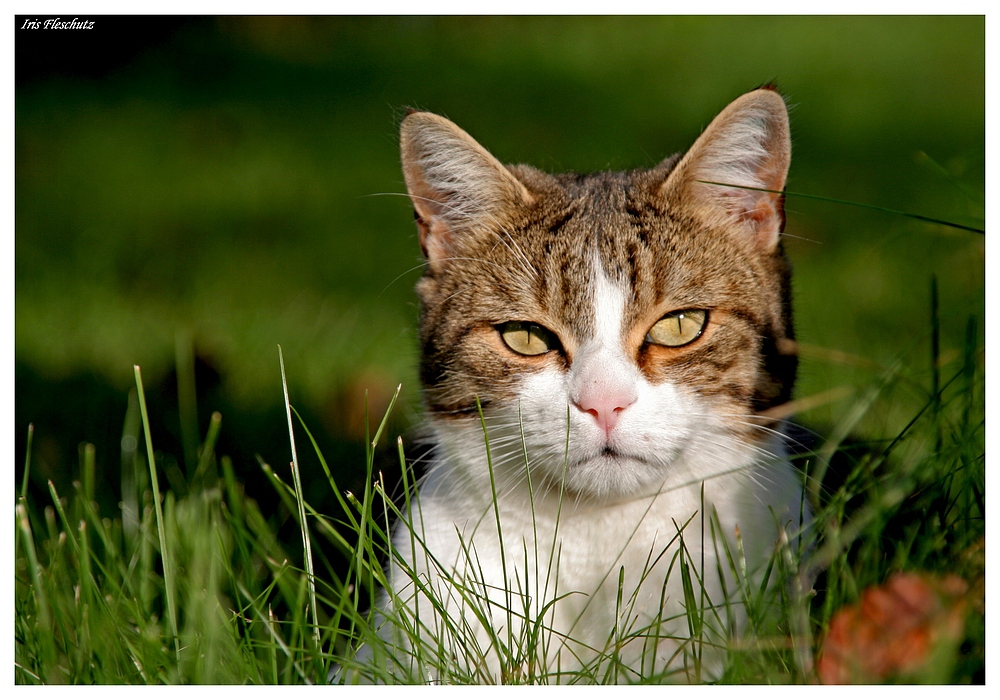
[277,345,320,647]
[697,180,984,233]
[16,502,59,680]
[192,411,223,484]
[80,443,96,506]
[21,423,34,502]
[133,364,181,663]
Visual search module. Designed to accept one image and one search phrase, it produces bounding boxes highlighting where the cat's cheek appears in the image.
[620,382,698,447]
[512,369,575,436]
[508,369,592,481]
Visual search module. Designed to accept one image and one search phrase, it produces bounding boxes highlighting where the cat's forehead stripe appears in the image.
[592,259,627,348]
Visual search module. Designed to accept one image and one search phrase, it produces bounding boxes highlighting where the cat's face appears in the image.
[402,89,796,502]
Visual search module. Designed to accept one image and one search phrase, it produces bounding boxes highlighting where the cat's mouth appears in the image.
[569,445,649,468]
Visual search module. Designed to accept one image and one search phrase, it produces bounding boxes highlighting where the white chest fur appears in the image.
[376,426,806,683]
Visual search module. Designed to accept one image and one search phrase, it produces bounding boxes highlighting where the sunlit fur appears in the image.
[369,89,810,682]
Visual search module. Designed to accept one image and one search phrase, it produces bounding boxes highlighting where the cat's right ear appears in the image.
[400,111,533,268]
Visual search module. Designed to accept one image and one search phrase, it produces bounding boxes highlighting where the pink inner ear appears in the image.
[730,157,787,247]
[741,193,781,227]
[720,183,784,251]
[407,175,458,264]
[417,213,455,266]
[749,198,784,247]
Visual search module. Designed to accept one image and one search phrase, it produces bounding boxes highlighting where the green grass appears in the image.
[14,16,985,684]
[14,297,984,683]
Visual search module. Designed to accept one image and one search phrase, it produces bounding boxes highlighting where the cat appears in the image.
[348,87,810,683]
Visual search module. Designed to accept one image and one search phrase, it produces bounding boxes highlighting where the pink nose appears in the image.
[574,391,636,436]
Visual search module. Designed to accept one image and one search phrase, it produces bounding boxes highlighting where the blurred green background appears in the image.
[15,17,984,514]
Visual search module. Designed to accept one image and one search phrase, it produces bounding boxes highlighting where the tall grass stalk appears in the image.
[698,180,985,234]
[21,423,34,502]
[278,345,320,647]
[134,364,181,662]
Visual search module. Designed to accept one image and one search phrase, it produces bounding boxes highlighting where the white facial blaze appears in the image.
[568,268,640,438]
[542,261,691,499]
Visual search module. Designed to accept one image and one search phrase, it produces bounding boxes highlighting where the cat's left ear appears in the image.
[660,88,790,252]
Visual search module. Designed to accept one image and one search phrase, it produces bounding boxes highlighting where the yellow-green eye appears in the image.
[500,321,559,356]
[646,309,708,347]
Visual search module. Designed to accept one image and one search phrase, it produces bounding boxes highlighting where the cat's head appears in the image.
[400,89,797,502]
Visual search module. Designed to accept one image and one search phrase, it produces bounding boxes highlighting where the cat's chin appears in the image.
[554,449,675,503]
